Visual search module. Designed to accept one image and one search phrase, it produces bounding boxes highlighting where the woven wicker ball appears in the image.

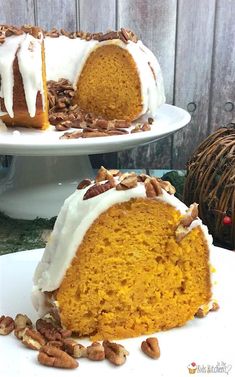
[184,125,235,250]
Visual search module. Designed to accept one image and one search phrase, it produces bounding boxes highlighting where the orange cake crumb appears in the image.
[56,198,211,340]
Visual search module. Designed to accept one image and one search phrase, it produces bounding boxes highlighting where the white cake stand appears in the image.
[0,104,190,219]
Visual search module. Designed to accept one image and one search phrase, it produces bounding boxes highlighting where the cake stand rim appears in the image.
[0,104,191,156]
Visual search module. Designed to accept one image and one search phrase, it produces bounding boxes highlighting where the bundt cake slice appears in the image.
[0,25,48,129]
[33,168,212,340]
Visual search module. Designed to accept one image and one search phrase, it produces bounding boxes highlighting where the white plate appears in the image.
[0,246,234,377]
[0,104,190,156]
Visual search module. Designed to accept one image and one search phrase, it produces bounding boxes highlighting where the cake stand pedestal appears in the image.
[0,104,191,219]
[0,155,93,219]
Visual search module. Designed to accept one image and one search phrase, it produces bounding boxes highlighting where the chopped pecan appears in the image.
[14,313,32,331]
[141,122,151,131]
[116,175,138,190]
[131,122,151,133]
[175,224,190,242]
[87,342,105,361]
[82,130,108,138]
[106,129,129,135]
[36,319,61,341]
[0,315,15,335]
[120,28,138,43]
[83,180,115,200]
[108,169,120,177]
[148,117,154,124]
[21,327,46,350]
[137,173,151,182]
[94,118,109,129]
[63,339,87,358]
[47,340,64,349]
[77,178,92,190]
[98,31,120,42]
[113,120,130,128]
[96,166,115,184]
[210,301,220,312]
[141,337,160,359]
[38,345,78,369]
[35,319,71,341]
[103,340,129,366]
[156,179,176,195]
[195,301,220,318]
[179,203,199,227]
[144,177,163,197]
[195,307,207,318]
[60,130,82,139]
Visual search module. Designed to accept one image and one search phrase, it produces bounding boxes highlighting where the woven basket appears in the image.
[184,125,235,250]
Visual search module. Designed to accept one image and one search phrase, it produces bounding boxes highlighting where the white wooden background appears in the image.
[0,0,234,169]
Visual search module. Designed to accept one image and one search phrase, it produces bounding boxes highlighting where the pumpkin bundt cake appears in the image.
[33,167,212,340]
[0,26,165,129]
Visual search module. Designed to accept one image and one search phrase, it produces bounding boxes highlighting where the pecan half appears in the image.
[63,339,87,358]
[83,180,115,200]
[141,337,160,359]
[0,315,15,335]
[86,342,105,361]
[144,178,162,197]
[179,203,199,227]
[116,175,138,190]
[103,340,129,366]
[38,345,78,369]
[21,327,46,350]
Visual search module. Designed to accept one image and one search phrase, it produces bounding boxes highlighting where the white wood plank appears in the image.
[0,0,35,25]
[36,0,77,30]
[117,0,177,169]
[209,0,235,132]
[79,0,116,31]
[79,0,117,168]
[172,0,216,169]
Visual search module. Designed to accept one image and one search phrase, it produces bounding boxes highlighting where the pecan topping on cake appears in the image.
[116,174,138,190]
[83,180,116,200]
[145,178,163,197]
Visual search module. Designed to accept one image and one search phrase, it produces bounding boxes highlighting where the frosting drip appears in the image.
[0,33,43,118]
[0,34,25,117]
[17,33,44,117]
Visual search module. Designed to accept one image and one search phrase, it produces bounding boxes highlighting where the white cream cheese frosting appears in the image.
[33,179,213,315]
[45,36,165,119]
[0,31,165,121]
